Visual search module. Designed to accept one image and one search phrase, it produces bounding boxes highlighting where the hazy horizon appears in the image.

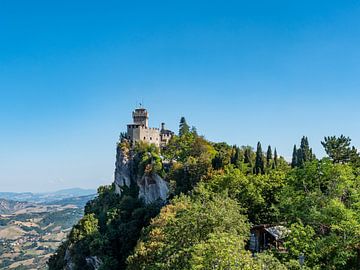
[0,187,97,194]
[1,1,360,192]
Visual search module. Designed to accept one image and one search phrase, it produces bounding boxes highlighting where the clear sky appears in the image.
[1,0,360,192]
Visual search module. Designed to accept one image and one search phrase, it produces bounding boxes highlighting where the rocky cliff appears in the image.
[114,141,169,204]
[114,142,132,195]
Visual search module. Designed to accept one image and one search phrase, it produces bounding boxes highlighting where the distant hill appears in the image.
[0,199,35,215]
[52,188,97,197]
[0,188,97,204]
[45,194,97,208]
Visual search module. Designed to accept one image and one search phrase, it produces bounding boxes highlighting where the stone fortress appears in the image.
[114,106,172,203]
[126,107,174,147]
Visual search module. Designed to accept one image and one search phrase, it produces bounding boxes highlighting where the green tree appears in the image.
[127,186,250,270]
[297,136,315,167]
[266,145,273,168]
[273,148,278,169]
[231,145,241,167]
[163,133,215,195]
[134,142,164,177]
[279,159,360,269]
[48,184,161,270]
[179,117,190,136]
[189,232,256,270]
[163,133,215,164]
[69,214,99,242]
[321,135,358,164]
[291,145,298,168]
[254,142,265,175]
[244,147,253,167]
[169,156,212,195]
[281,222,319,268]
[211,142,233,170]
[206,166,286,224]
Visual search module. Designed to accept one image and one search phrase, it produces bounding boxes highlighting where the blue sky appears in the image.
[1,1,360,192]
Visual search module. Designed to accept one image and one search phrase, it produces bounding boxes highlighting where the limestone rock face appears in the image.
[138,174,169,204]
[85,256,102,270]
[114,144,132,196]
[64,248,75,270]
[114,142,169,204]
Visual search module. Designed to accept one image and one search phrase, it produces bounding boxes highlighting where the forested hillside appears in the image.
[48,118,360,270]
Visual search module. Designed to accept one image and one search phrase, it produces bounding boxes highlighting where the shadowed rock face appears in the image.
[114,144,132,195]
[64,248,75,270]
[138,174,169,204]
[85,256,102,270]
[114,143,169,204]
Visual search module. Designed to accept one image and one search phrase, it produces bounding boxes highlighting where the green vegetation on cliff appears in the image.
[49,118,360,270]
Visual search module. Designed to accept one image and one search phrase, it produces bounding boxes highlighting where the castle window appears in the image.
[150,137,152,140]
[144,137,146,140]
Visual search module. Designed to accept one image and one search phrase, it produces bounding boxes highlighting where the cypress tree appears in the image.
[244,148,252,167]
[266,145,272,167]
[297,136,315,167]
[179,117,190,136]
[254,142,264,174]
[291,145,298,168]
[297,148,304,167]
[231,146,240,166]
[273,148,278,169]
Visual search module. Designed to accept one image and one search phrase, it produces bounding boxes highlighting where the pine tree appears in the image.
[291,145,298,168]
[254,142,264,175]
[321,135,356,164]
[266,145,272,167]
[179,117,190,136]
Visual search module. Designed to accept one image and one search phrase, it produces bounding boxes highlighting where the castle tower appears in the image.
[132,108,149,127]
[126,107,173,147]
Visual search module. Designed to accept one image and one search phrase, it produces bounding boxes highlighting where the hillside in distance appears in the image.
[0,199,36,215]
[0,192,96,270]
[0,188,96,204]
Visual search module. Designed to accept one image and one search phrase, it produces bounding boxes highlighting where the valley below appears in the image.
[0,190,95,270]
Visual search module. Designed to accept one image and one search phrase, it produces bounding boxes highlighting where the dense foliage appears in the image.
[49,117,360,270]
[127,186,250,269]
[48,185,161,270]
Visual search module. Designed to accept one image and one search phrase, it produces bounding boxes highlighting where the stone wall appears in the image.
[127,125,161,147]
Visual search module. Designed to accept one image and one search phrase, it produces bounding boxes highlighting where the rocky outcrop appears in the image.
[85,256,102,270]
[64,248,75,270]
[138,174,169,204]
[114,141,169,204]
[114,143,132,196]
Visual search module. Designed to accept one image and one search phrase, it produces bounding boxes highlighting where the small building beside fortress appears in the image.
[126,107,174,147]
